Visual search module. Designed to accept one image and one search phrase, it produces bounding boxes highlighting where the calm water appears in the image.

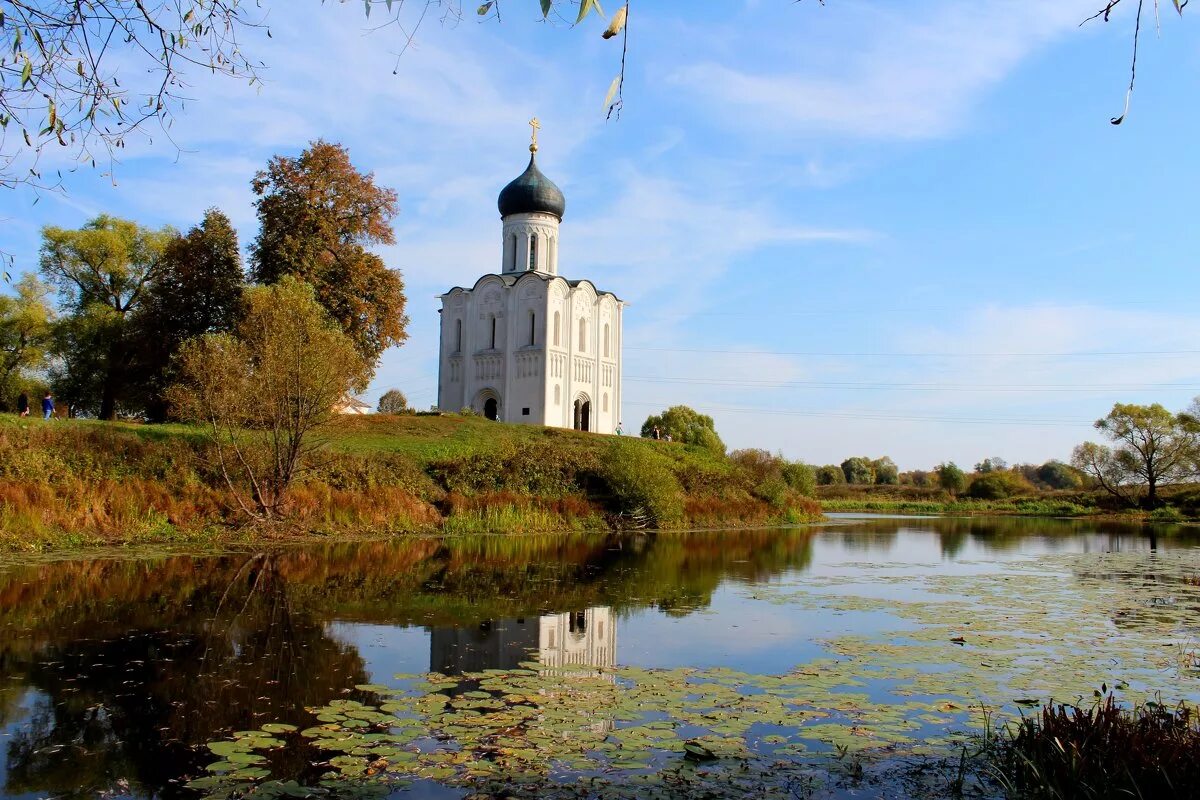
[2,516,1198,799]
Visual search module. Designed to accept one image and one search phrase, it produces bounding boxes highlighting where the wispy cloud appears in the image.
[668,0,1103,139]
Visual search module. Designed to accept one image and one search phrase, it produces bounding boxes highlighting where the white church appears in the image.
[436,122,624,433]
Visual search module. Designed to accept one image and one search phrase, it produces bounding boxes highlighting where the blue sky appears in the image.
[3,0,1199,470]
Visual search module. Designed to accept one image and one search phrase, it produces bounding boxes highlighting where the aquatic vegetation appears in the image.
[990,694,1200,799]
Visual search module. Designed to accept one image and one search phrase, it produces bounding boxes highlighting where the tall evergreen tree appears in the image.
[131,209,245,421]
[250,140,408,373]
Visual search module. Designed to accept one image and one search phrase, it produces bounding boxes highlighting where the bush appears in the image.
[966,470,1034,500]
[781,462,816,496]
[816,465,846,485]
[1037,459,1083,490]
[599,440,683,528]
[935,462,967,495]
[1149,505,1185,523]
[841,456,874,485]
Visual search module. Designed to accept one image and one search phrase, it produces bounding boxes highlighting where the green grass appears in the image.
[819,497,1095,517]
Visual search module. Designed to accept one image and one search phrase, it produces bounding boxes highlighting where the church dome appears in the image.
[497,153,566,220]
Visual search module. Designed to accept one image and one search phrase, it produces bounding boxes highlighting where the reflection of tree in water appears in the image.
[0,529,818,797]
[1,553,371,800]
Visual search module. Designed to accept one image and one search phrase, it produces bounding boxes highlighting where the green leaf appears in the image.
[478,1,493,15]
[576,0,606,24]
[540,0,552,17]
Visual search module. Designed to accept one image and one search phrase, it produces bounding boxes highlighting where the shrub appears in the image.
[816,465,846,485]
[841,456,874,485]
[781,462,817,496]
[1149,505,1185,523]
[1036,459,1083,490]
[966,470,1034,500]
[599,440,683,528]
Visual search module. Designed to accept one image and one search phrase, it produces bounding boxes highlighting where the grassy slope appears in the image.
[0,413,819,552]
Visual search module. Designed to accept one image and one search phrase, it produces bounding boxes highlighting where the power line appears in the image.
[625,376,1200,393]
[627,346,1200,359]
[622,400,1091,428]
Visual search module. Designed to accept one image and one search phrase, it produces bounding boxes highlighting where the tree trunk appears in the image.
[99,339,125,421]
[1146,475,1159,509]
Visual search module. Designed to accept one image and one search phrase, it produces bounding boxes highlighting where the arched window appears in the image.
[490,316,497,349]
[528,310,536,346]
[455,319,462,353]
[603,323,610,358]
[528,233,538,271]
[509,234,517,271]
[553,311,560,346]
[603,393,609,412]
[578,318,587,351]
[554,385,560,405]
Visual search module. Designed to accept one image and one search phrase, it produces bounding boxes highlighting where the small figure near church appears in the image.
[42,392,54,420]
[16,392,29,417]
[436,121,624,433]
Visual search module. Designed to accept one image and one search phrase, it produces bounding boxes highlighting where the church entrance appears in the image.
[573,397,591,432]
[484,397,499,421]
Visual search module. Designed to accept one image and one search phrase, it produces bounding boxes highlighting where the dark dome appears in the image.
[497,153,565,219]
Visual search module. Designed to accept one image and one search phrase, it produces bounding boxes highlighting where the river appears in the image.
[1,515,1197,798]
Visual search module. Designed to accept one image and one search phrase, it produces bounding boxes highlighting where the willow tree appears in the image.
[38,214,175,419]
[1071,401,1200,508]
[169,276,369,521]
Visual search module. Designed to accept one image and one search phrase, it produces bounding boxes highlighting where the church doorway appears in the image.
[573,397,591,432]
[484,397,499,421]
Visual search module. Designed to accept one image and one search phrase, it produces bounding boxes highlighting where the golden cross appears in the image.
[529,117,541,152]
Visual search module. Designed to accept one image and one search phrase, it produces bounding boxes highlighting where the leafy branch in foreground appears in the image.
[168,275,369,521]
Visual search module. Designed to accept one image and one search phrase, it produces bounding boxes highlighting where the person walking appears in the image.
[41,392,54,420]
[652,425,661,440]
[615,422,623,436]
[16,392,29,418]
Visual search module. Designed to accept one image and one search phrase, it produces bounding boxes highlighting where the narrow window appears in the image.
[490,316,497,349]
[549,237,556,273]
[554,385,560,405]
[553,311,560,346]
[603,393,608,412]
[529,310,536,346]
[455,319,462,353]
[529,233,538,271]
[578,318,587,351]
[509,234,517,271]
[603,323,610,358]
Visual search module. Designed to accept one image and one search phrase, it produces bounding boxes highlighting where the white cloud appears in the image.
[668,0,1105,139]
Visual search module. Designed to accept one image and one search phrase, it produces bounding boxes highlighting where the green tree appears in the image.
[250,140,408,371]
[377,389,410,415]
[130,209,245,421]
[935,462,967,495]
[640,405,725,454]
[871,456,899,485]
[39,215,175,419]
[967,470,1034,500]
[0,274,55,407]
[974,457,1008,474]
[816,465,846,485]
[1071,401,1200,508]
[781,462,817,496]
[841,456,874,485]
[1036,460,1083,490]
[168,276,370,520]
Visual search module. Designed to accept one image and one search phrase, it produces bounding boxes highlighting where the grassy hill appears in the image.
[0,413,820,552]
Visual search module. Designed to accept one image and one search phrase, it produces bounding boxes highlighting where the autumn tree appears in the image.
[377,389,410,415]
[39,215,174,419]
[130,209,244,421]
[1071,401,1200,508]
[169,276,370,520]
[871,456,899,485]
[0,273,54,406]
[640,405,724,454]
[250,141,408,372]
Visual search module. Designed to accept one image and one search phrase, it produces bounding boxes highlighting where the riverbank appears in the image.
[818,484,1200,523]
[0,414,821,552]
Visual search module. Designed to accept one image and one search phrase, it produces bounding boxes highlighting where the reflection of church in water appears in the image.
[430,607,615,676]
